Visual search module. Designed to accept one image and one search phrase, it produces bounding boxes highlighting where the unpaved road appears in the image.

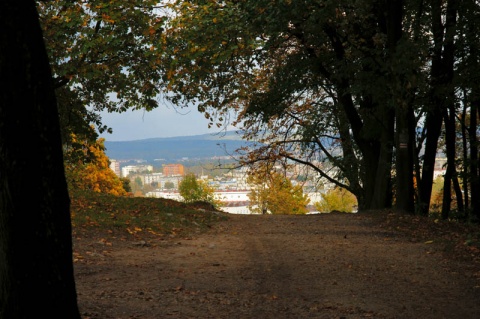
[74,213,480,319]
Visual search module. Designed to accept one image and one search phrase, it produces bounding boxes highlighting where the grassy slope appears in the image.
[70,189,228,239]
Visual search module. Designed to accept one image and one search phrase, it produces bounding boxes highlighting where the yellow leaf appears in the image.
[424,240,434,244]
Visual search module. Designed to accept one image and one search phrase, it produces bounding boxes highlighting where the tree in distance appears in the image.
[247,166,309,215]
[121,177,132,193]
[164,181,175,190]
[315,187,357,213]
[179,173,219,208]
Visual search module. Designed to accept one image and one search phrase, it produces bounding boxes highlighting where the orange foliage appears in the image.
[65,137,126,196]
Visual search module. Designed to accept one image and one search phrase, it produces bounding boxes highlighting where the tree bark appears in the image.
[368,107,395,210]
[0,1,81,318]
[418,0,457,216]
[460,94,469,216]
[466,0,480,220]
[442,104,463,218]
[470,91,480,220]
[386,0,415,213]
[438,0,459,219]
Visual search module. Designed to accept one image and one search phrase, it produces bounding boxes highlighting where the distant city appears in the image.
[106,133,448,214]
[108,160,324,214]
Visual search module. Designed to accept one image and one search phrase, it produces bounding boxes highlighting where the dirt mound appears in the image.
[74,212,480,319]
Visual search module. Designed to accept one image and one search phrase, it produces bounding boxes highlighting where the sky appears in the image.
[98,105,230,142]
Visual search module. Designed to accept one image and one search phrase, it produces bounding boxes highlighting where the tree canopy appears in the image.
[36,0,167,146]
[159,0,480,219]
[38,0,166,111]
[36,0,480,218]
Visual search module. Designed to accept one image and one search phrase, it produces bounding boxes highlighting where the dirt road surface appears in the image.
[74,212,480,319]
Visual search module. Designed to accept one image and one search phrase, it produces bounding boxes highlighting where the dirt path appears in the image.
[74,213,480,319]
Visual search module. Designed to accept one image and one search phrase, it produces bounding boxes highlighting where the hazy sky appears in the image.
[98,106,226,141]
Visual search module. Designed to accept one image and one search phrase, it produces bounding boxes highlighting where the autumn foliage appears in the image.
[178,173,219,208]
[64,137,127,196]
[315,187,358,213]
[247,168,309,215]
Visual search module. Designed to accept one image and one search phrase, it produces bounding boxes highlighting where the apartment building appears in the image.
[109,159,121,177]
[121,164,153,177]
[162,163,185,176]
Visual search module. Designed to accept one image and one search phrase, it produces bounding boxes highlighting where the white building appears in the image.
[121,165,153,177]
[109,159,121,177]
[214,190,251,214]
[214,190,250,202]
[144,173,164,184]
[220,201,252,214]
[145,189,253,214]
[145,190,183,201]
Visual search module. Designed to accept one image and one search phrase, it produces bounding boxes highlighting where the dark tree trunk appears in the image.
[368,109,395,210]
[466,0,480,220]
[323,5,397,211]
[419,107,443,216]
[442,167,453,219]
[442,105,463,219]
[337,87,394,211]
[386,0,415,213]
[461,94,469,217]
[469,87,480,220]
[452,174,464,213]
[0,1,81,318]
[439,0,459,219]
[418,0,458,216]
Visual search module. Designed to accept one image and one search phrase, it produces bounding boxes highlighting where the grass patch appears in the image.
[70,189,228,238]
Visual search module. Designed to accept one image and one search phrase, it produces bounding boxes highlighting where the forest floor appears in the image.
[73,211,480,319]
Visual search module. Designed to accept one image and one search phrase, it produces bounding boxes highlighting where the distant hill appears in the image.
[103,131,258,162]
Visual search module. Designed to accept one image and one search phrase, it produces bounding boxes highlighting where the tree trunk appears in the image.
[385,0,415,213]
[466,0,480,220]
[441,161,453,219]
[368,109,395,210]
[418,0,458,216]
[418,108,443,215]
[461,93,469,217]
[324,14,395,212]
[439,0,459,219]
[442,104,464,218]
[470,89,480,220]
[0,1,81,318]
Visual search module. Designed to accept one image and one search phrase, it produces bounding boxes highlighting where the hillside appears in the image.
[103,130,258,162]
